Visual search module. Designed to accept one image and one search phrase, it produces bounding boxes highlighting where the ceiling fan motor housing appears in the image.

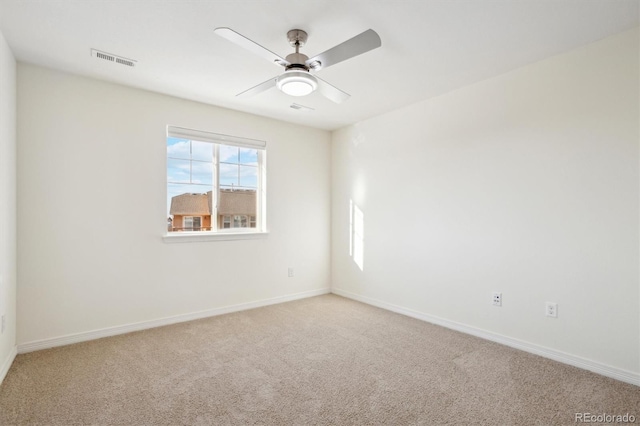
[285,53,310,69]
[285,29,311,70]
[287,29,308,47]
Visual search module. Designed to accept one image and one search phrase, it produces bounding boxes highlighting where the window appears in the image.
[234,215,248,228]
[166,126,266,237]
[221,215,255,229]
[183,216,202,231]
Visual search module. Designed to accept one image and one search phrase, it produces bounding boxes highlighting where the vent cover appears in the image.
[91,49,137,67]
[290,103,314,111]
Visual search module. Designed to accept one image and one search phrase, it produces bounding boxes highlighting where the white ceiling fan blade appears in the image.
[214,27,289,66]
[236,76,278,98]
[306,29,381,71]
[315,77,350,104]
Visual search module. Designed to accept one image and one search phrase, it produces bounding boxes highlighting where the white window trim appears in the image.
[165,125,267,242]
[163,230,269,243]
[168,126,266,149]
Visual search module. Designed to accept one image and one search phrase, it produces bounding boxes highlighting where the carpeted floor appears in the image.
[0,294,638,425]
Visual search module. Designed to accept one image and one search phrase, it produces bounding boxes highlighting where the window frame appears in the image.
[164,126,268,243]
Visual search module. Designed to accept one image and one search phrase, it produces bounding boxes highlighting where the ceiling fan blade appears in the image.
[214,27,289,66]
[316,77,350,104]
[236,76,278,98]
[306,29,381,71]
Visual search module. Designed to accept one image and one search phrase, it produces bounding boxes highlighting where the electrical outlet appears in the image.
[288,267,294,277]
[492,292,502,306]
[545,302,558,318]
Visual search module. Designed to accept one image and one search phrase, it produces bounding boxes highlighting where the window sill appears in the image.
[163,230,269,243]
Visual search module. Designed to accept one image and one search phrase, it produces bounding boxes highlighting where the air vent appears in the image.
[290,103,314,111]
[116,57,136,67]
[91,49,137,67]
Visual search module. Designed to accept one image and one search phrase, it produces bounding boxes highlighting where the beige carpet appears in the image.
[0,294,638,425]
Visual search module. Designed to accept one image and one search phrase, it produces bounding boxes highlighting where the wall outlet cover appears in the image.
[492,292,502,306]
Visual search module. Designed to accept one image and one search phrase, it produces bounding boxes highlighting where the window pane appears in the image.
[219,145,239,164]
[219,163,239,188]
[167,183,212,220]
[191,141,213,162]
[167,158,193,183]
[191,160,213,185]
[168,184,213,200]
[167,138,191,160]
[239,165,257,188]
[239,148,258,165]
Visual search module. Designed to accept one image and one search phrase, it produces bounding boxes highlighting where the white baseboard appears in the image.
[0,345,17,386]
[331,288,640,387]
[18,288,330,354]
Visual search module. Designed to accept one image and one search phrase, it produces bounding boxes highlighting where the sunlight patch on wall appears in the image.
[350,199,364,271]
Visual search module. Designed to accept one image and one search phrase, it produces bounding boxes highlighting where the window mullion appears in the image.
[237,147,241,189]
[212,144,219,231]
[189,141,193,183]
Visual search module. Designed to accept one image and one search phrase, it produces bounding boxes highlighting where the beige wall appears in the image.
[331,28,639,380]
[17,64,331,346]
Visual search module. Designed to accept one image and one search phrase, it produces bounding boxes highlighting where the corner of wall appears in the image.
[0,29,18,385]
[0,345,17,385]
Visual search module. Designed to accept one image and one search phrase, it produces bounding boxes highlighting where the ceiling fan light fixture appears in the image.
[277,70,317,96]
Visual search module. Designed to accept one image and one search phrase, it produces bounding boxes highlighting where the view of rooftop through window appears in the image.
[167,136,260,232]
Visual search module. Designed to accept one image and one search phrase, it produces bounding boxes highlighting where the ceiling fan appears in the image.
[214,27,382,103]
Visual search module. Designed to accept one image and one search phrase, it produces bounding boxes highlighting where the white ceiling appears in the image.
[0,0,638,131]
